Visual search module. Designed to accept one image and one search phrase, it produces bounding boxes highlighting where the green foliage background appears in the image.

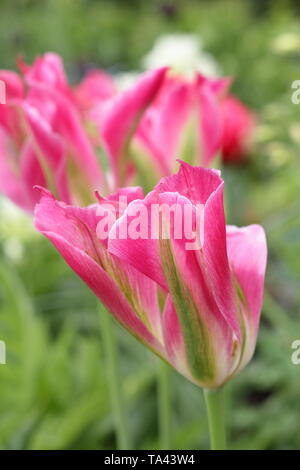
[1,0,300,449]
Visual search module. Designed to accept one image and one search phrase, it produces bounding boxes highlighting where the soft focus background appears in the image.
[1,0,300,450]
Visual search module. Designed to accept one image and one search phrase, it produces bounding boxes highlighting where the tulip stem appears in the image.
[203,387,226,450]
[100,308,130,450]
[158,361,172,449]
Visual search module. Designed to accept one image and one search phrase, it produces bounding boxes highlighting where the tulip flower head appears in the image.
[35,162,267,389]
[0,54,167,212]
[136,74,231,175]
[0,54,105,211]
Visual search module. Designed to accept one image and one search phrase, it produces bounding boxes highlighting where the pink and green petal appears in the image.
[98,67,168,186]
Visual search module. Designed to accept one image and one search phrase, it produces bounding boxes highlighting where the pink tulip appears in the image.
[0,55,106,211]
[19,53,116,117]
[26,83,105,199]
[34,162,267,389]
[0,70,44,211]
[136,74,231,174]
[91,67,168,188]
[136,76,192,175]
[19,52,75,103]
[0,70,24,100]
[34,186,165,355]
[0,95,72,212]
[197,75,231,166]
[32,64,167,192]
[220,95,256,163]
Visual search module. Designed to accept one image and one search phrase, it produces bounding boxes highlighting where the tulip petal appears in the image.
[109,164,237,385]
[28,82,104,196]
[74,70,116,112]
[0,130,44,212]
[153,162,244,340]
[21,102,70,203]
[196,76,231,165]
[161,295,187,375]
[0,70,24,100]
[137,78,191,175]
[24,52,73,100]
[226,224,267,332]
[34,190,163,350]
[98,67,167,186]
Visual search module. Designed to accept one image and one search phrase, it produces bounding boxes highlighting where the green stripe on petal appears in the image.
[227,278,250,381]
[160,238,216,385]
[71,215,155,334]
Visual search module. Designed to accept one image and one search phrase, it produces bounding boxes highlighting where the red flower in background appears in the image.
[220,95,256,164]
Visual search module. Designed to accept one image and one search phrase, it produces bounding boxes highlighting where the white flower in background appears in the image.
[142,33,220,77]
[0,197,36,262]
[114,34,220,88]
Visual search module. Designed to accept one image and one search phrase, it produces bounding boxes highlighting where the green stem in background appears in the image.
[203,387,226,450]
[100,308,130,450]
[157,360,172,449]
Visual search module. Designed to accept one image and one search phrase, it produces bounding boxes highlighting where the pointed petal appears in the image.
[0,70,24,100]
[197,76,231,165]
[21,102,70,202]
[24,52,73,100]
[34,191,163,351]
[27,82,104,193]
[98,67,168,185]
[137,77,191,175]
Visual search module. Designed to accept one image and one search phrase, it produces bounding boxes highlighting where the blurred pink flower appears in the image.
[136,74,231,175]
[90,67,168,188]
[35,185,165,355]
[74,69,116,113]
[0,54,168,211]
[0,69,44,211]
[0,54,106,211]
